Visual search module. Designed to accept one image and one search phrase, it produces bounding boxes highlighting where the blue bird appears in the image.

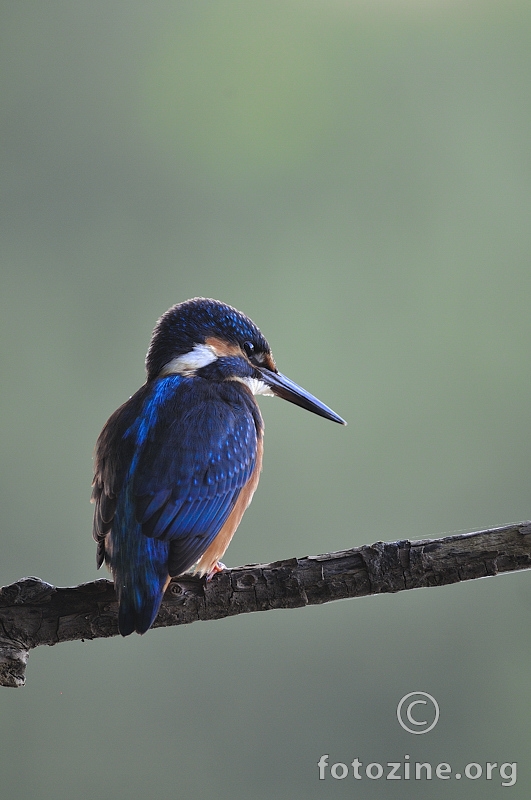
[92,298,346,636]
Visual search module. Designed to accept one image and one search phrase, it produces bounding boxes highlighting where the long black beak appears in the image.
[259,367,347,425]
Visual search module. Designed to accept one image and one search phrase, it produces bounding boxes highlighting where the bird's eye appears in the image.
[243,341,255,358]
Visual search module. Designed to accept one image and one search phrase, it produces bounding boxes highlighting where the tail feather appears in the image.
[118,602,137,637]
[118,589,164,636]
[107,498,171,636]
[110,527,170,636]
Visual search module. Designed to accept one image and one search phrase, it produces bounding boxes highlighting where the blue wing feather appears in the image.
[92,375,262,632]
[131,378,259,573]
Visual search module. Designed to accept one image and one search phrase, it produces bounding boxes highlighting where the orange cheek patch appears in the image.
[205,336,243,358]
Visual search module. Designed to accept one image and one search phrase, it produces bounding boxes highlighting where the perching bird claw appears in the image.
[205,561,226,581]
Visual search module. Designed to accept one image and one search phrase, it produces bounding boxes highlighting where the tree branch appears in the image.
[1,521,531,687]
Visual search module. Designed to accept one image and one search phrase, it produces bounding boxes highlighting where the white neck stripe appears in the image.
[160,343,217,377]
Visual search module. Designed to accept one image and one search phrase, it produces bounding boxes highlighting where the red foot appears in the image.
[205,561,226,581]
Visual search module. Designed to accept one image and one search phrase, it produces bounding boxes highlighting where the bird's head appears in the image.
[146,297,346,425]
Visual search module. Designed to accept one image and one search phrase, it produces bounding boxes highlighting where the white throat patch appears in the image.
[160,343,217,377]
[231,376,274,396]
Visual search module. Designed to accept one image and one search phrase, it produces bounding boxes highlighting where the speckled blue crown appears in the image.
[145,297,270,380]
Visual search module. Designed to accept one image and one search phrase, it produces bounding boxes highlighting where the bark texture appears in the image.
[1,521,530,687]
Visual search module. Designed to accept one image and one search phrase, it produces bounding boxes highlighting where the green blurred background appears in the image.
[1,1,531,797]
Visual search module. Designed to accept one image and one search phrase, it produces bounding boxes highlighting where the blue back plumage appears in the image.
[92,373,262,635]
[106,377,183,635]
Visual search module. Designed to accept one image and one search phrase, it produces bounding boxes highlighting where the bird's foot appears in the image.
[205,561,226,581]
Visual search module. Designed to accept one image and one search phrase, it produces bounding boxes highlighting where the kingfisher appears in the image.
[92,297,346,636]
